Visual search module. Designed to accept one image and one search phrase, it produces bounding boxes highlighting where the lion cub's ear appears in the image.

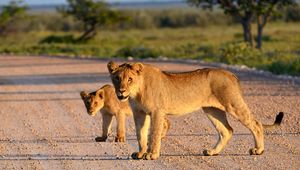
[97,90,104,100]
[107,61,119,74]
[80,91,89,100]
[131,62,144,74]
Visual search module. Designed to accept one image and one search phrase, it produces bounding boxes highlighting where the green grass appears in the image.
[0,22,300,76]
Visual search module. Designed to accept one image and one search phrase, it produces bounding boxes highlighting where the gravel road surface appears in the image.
[0,55,299,169]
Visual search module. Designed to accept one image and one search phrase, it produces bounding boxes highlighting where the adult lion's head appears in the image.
[107,61,144,101]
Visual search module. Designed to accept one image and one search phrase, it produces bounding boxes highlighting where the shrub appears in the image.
[285,5,300,22]
[39,35,77,44]
[219,42,266,67]
[268,54,300,76]
[115,46,159,59]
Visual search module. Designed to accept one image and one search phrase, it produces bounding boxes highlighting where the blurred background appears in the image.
[0,0,299,75]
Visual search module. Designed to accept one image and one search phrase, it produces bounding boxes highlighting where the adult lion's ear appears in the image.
[107,61,119,74]
[131,62,144,74]
[80,91,89,100]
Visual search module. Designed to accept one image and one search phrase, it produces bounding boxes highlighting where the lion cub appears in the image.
[80,84,170,142]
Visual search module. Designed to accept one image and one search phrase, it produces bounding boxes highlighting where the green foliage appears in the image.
[115,46,159,59]
[268,55,300,75]
[57,0,125,41]
[105,9,234,30]
[187,0,296,49]
[220,42,266,66]
[1,7,299,33]
[40,35,77,44]
[0,22,299,76]
[219,42,300,76]
[0,0,28,35]
[0,43,109,57]
[285,5,300,22]
[187,0,295,15]
[25,13,81,32]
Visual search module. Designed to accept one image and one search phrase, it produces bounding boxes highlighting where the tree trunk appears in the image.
[256,15,267,50]
[77,24,97,42]
[256,23,263,50]
[241,12,253,47]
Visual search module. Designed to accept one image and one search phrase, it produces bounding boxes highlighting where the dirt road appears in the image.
[0,55,299,169]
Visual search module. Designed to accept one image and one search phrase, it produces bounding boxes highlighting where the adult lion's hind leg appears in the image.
[203,107,233,156]
[226,101,264,155]
[161,117,171,139]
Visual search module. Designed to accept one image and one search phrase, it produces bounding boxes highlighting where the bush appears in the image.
[26,13,81,32]
[115,46,159,58]
[219,42,266,67]
[268,55,300,76]
[39,35,77,44]
[285,5,300,22]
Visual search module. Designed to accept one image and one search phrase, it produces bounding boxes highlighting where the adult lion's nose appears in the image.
[119,89,126,94]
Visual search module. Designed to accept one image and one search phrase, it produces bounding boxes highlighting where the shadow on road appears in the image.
[0,61,98,68]
[0,132,298,144]
[0,98,80,102]
[0,154,129,161]
[0,152,252,161]
[0,72,110,85]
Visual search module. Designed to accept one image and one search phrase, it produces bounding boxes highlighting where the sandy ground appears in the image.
[0,55,299,170]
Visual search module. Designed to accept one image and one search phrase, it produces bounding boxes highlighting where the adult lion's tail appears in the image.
[263,112,284,130]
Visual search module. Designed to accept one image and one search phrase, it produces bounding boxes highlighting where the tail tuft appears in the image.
[274,112,284,126]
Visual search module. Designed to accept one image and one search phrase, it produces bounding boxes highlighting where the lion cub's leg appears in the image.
[95,112,113,142]
[203,107,233,156]
[131,111,150,160]
[226,101,264,155]
[115,112,126,142]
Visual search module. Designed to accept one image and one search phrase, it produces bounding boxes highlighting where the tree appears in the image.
[58,0,124,42]
[255,0,295,49]
[187,0,295,49]
[0,0,27,36]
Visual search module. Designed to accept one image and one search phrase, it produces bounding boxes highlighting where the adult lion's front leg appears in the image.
[131,110,150,159]
[115,112,126,142]
[142,112,165,160]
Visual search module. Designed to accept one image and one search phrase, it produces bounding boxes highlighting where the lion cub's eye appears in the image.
[128,77,132,83]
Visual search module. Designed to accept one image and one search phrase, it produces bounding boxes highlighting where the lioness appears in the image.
[107,61,284,160]
[80,84,170,142]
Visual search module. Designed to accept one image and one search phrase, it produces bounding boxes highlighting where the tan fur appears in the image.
[80,84,170,143]
[107,61,283,160]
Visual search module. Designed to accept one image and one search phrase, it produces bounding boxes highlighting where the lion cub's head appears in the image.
[107,61,143,101]
[80,90,105,116]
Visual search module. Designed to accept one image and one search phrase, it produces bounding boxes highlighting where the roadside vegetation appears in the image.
[0,0,299,76]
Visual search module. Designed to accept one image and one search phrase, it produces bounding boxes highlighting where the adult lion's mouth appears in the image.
[117,95,129,101]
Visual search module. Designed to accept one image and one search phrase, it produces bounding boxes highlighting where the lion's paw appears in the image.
[141,153,159,160]
[131,152,144,160]
[95,136,107,142]
[249,148,264,155]
[203,149,219,156]
[115,136,125,142]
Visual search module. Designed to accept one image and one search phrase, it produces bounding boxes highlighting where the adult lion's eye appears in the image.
[115,76,120,82]
[128,77,132,83]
